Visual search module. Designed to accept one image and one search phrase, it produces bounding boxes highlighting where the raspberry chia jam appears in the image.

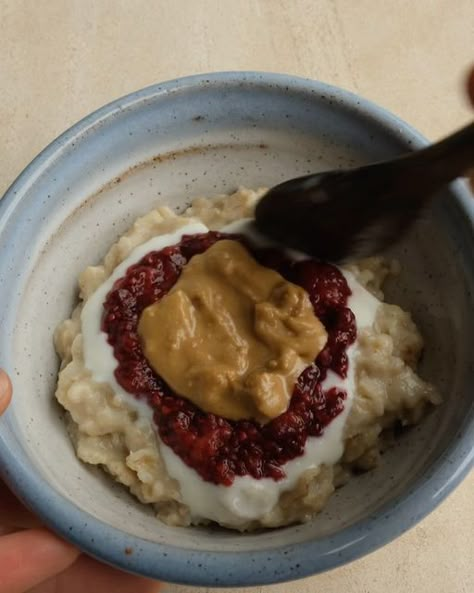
[102,232,356,486]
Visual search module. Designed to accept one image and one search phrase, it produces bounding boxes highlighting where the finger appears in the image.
[0,481,42,529]
[0,373,42,530]
[0,528,79,593]
[0,370,12,415]
[29,554,161,593]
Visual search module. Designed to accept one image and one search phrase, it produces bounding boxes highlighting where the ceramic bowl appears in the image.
[0,72,473,587]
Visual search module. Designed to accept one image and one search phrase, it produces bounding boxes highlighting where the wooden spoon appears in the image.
[254,122,474,263]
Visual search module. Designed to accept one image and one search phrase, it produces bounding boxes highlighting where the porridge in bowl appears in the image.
[54,188,441,531]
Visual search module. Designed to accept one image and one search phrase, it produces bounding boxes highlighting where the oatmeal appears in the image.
[54,188,441,530]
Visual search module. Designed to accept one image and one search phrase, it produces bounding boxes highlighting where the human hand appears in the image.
[0,369,161,593]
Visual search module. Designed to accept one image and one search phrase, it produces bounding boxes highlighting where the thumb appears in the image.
[0,528,79,593]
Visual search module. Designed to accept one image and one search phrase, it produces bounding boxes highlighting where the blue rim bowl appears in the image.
[0,72,473,587]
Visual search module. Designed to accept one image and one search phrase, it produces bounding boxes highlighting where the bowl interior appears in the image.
[1,75,473,583]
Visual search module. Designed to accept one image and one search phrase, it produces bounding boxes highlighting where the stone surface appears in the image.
[0,1,472,592]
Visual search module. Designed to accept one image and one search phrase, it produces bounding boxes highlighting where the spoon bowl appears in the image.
[255,122,474,262]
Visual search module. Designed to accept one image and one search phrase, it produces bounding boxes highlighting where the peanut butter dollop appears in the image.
[138,240,327,422]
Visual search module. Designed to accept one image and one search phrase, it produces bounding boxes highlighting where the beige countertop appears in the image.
[1,1,473,592]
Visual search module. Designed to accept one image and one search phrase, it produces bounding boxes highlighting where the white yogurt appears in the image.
[81,217,380,527]
[81,221,208,418]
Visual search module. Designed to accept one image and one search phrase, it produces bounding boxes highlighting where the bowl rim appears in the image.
[0,71,473,587]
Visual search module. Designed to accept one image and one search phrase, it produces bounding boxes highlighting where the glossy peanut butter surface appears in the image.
[139,240,326,421]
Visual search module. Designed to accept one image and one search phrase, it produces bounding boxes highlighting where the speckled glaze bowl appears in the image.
[0,72,473,587]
